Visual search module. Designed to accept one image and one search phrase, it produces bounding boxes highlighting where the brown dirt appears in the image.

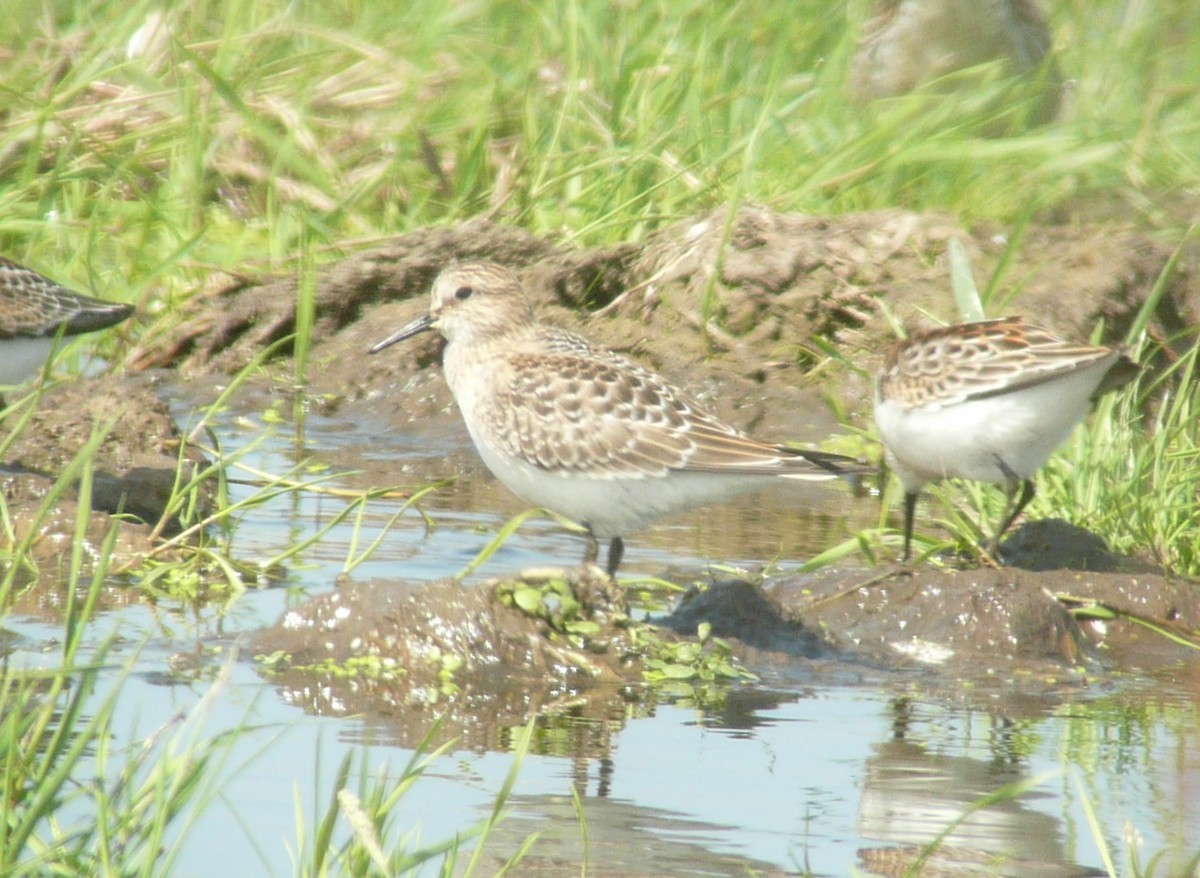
[669,520,1200,696]
[126,206,1197,402]
[249,565,641,750]
[6,208,1198,704]
[0,373,197,593]
[122,206,1197,451]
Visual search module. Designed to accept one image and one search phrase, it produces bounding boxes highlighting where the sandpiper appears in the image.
[370,262,869,576]
[874,315,1137,560]
[848,0,1062,126]
[0,257,135,389]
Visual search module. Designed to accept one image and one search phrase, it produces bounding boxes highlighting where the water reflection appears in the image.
[479,794,795,878]
[149,385,1200,875]
[857,699,1093,877]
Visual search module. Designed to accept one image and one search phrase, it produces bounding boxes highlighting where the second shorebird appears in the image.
[875,316,1137,560]
[370,262,869,576]
[0,257,135,389]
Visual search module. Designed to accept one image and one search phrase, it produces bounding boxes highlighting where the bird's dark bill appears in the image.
[368,314,435,354]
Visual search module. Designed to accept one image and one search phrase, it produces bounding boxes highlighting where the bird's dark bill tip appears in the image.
[63,301,137,334]
[368,314,435,354]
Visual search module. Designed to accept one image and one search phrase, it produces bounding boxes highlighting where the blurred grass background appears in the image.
[0,0,1195,315]
[2,6,1199,873]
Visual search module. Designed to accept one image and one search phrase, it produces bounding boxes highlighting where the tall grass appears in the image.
[1045,322,1200,574]
[0,405,520,875]
[2,0,1199,873]
[2,0,1196,281]
[0,433,228,876]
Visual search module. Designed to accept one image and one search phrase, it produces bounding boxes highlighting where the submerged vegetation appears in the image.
[1,0,1199,874]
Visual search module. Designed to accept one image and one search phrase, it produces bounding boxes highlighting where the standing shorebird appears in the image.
[0,257,135,390]
[369,262,869,576]
[848,0,1062,126]
[874,316,1137,560]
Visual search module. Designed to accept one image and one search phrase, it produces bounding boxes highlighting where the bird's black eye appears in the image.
[454,286,474,300]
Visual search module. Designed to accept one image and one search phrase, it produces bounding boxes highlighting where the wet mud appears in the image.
[0,372,199,598]
[5,209,1198,721]
[249,565,642,750]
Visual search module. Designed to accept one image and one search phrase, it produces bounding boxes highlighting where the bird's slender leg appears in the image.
[582,529,600,567]
[987,455,1035,555]
[902,491,919,561]
[990,478,1036,554]
[605,537,625,579]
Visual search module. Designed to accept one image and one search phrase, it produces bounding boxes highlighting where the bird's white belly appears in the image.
[0,337,55,386]
[471,435,767,538]
[876,374,1097,490]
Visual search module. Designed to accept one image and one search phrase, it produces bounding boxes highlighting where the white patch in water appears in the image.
[890,638,954,665]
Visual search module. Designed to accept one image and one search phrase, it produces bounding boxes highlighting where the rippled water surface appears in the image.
[7,384,1198,876]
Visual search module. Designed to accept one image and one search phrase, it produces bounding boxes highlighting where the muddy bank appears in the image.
[252,522,1199,746]
[5,209,1197,713]
[127,207,1195,419]
[0,373,198,598]
[683,529,1199,687]
[249,561,818,751]
[250,565,646,750]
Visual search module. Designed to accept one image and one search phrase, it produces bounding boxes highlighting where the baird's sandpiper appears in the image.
[370,262,869,575]
[875,315,1136,560]
[0,257,134,389]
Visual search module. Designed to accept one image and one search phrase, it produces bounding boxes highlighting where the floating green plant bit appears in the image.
[622,619,759,710]
[637,622,755,687]
[254,650,406,682]
[495,573,615,645]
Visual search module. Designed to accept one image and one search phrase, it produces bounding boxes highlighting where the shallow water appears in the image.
[6,384,1198,876]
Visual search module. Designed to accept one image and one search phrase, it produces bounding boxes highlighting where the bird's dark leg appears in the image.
[988,454,1035,556]
[582,529,600,567]
[990,478,1035,554]
[605,537,625,579]
[581,527,623,577]
[902,491,918,561]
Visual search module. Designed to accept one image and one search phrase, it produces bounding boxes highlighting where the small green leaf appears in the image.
[565,620,601,636]
[513,586,544,615]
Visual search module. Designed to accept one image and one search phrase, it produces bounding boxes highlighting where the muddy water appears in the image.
[7,383,1198,877]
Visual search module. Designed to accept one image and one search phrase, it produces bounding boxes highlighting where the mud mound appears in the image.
[0,374,195,590]
[124,208,1194,413]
